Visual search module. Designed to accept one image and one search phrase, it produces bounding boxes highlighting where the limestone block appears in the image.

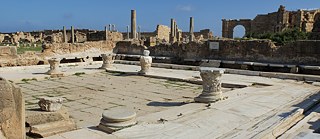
[0,77,25,139]
[38,97,64,112]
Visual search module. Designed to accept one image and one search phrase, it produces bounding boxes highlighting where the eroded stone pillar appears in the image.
[46,58,62,75]
[195,67,225,103]
[131,10,137,39]
[139,50,152,74]
[127,26,130,40]
[170,18,176,43]
[138,26,141,40]
[63,26,67,43]
[105,25,108,40]
[0,77,25,139]
[108,24,112,31]
[71,26,75,43]
[100,53,115,69]
[189,17,195,42]
[38,97,64,112]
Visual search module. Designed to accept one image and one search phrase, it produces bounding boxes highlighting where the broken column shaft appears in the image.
[105,26,108,40]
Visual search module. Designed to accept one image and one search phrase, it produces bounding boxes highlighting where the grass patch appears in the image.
[21,78,37,83]
[73,72,86,76]
[17,46,42,54]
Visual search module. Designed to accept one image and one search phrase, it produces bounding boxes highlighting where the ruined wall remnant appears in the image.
[0,46,17,57]
[113,41,147,55]
[156,25,171,42]
[222,5,320,38]
[0,77,25,139]
[42,41,116,56]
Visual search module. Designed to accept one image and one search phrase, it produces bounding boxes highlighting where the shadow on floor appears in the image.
[147,101,186,107]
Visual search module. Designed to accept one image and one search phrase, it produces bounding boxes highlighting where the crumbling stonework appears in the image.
[42,41,116,56]
[113,41,147,55]
[0,46,17,57]
[0,77,25,139]
[156,25,171,42]
[222,5,320,38]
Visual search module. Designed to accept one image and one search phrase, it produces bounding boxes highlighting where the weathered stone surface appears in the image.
[98,107,137,133]
[195,67,225,103]
[0,46,17,57]
[100,53,115,69]
[46,58,62,75]
[26,107,76,137]
[0,77,25,139]
[139,50,152,74]
[38,97,64,112]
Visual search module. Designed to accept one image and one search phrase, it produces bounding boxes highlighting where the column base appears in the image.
[194,92,223,103]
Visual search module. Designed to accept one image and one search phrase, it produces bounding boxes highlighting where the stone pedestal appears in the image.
[38,97,64,112]
[139,50,152,74]
[98,107,137,133]
[194,67,225,103]
[46,58,63,77]
[100,53,115,69]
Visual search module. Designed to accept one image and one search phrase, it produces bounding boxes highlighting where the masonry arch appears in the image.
[222,19,252,38]
[233,25,246,38]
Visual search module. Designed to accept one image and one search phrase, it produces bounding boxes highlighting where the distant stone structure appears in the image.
[222,5,320,38]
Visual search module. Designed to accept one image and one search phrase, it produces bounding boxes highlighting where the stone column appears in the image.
[194,67,225,103]
[105,25,108,41]
[63,26,67,43]
[100,53,115,69]
[108,24,112,32]
[170,18,176,43]
[127,26,130,40]
[71,26,75,43]
[131,10,137,39]
[189,17,195,42]
[138,26,141,40]
[113,24,116,32]
[139,50,152,74]
[46,58,62,75]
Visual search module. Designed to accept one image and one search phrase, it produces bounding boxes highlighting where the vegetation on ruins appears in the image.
[246,28,310,45]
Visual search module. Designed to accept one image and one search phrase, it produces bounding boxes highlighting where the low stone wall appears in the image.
[42,41,116,56]
[113,41,147,55]
[0,46,17,57]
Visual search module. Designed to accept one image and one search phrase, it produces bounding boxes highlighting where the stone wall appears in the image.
[113,41,147,55]
[0,77,25,139]
[42,41,116,57]
[0,46,17,57]
[156,25,171,42]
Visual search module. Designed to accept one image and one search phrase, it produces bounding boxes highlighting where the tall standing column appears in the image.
[105,26,108,41]
[131,10,137,39]
[127,26,130,40]
[113,24,116,32]
[71,26,75,43]
[138,26,141,40]
[108,24,112,32]
[170,18,176,43]
[189,17,195,42]
[63,26,67,43]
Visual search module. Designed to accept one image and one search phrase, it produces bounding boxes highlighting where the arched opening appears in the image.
[313,13,320,32]
[233,25,246,39]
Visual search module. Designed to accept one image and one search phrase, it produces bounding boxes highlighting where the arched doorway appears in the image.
[233,25,246,38]
[313,13,320,32]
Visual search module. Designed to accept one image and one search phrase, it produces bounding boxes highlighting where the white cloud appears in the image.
[176,5,194,12]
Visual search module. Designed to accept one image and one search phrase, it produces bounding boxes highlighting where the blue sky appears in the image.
[0,0,319,37]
